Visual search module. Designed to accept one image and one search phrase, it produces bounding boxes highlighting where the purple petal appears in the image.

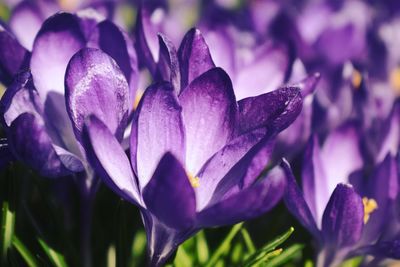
[357,239,400,259]
[234,45,289,100]
[178,28,215,89]
[8,1,44,50]
[292,72,321,97]
[30,12,86,99]
[376,102,400,163]
[302,136,330,228]
[8,112,84,177]
[131,82,185,189]
[65,48,130,143]
[179,67,237,175]
[237,86,302,135]
[195,129,268,210]
[0,138,14,169]
[82,115,140,204]
[157,33,181,92]
[143,152,196,229]
[320,123,363,199]
[282,159,322,240]
[197,165,285,227]
[134,7,159,74]
[87,20,139,105]
[0,25,30,85]
[321,183,364,248]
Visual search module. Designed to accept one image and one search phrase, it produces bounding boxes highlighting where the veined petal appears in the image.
[157,33,181,92]
[179,67,237,175]
[8,112,84,177]
[178,28,215,89]
[82,115,140,204]
[132,82,185,190]
[65,48,130,143]
[197,165,285,227]
[143,153,196,229]
[87,20,139,105]
[321,183,364,248]
[237,85,302,135]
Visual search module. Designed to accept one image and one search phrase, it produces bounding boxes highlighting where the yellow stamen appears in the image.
[352,70,362,89]
[187,173,200,188]
[362,197,378,224]
[59,0,79,11]
[133,90,144,110]
[390,67,400,96]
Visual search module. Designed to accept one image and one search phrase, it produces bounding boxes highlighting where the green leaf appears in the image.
[38,238,68,267]
[241,228,256,254]
[264,243,303,267]
[205,223,243,267]
[129,230,147,267]
[230,242,243,264]
[339,256,363,267]
[241,227,294,267]
[12,236,39,267]
[1,201,15,260]
[174,246,192,267]
[195,231,209,264]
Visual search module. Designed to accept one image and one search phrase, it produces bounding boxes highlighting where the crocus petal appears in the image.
[65,48,130,143]
[0,25,30,85]
[234,45,289,100]
[302,136,329,228]
[132,82,185,189]
[157,33,181,92]
[356,239,400,259]
[0,138,14,169]
[8,1,43,50]
[293,72,321,97]
[321,183,364,248]
[143,152,196,229]
[320,123,363,199]
[237,86,302,135]
[30,12,86,99]
[179,67,237,175]
[195,129,268,210]
[376,102,400,163]
[87,20,139,105]
[282,159,321,240]
[134,7,159,74]
[8,112,84,177]
[82,115,140,204]
[178,28,215,89]
[197,165,286,227]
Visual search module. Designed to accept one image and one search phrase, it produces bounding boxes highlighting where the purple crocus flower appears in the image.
[283,122,400,266]
[81,43,309,264]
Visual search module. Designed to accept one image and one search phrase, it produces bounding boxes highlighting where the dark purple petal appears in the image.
[157,33,181,92]
[30,12,86,99]
[237,86,302,135]
[322,183,364,248]
[0,138,14,169]
[197,165,285,227]
[292,72,321,97]
[0,25,30,85]
[179,67,237,175]
[195,129,268,210]
[65,48,130,143]
[282,159,322,240]
[87,20,139,105]
[178,28,215,89]
[8,1,44,50]
[320,123,363,199]
[302,136,329,227]
[8,112,84,177]
[131,82,185,189]
[143,152,196,229]
[82,115,140,204]
[356,239,400,259]
[134,7,159,74]
[376,102,400,163]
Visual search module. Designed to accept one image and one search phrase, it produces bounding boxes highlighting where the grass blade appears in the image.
[12,236,38,267]
[1,201,15,260]
[38,238,68,267]
[196,231,209,264]
[264,243,303,267]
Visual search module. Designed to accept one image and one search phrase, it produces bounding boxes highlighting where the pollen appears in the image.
[187,173,200,188]
[352,70,362,89]
[390,67,400,95]
[133,90,144,110]
[59,0,79,11]
[362,197,378,224]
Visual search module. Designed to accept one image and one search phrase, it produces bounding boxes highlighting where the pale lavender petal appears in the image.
[178,28,215,89]
[131,82,185,189]
[143,152,196,229]
[179,67,236,175]
[157,33,180,92]
[376,102,400,163]
[82,115,140,204]
[65,48,130,143]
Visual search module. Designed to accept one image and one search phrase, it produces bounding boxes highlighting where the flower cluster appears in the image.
[0,0,399,266]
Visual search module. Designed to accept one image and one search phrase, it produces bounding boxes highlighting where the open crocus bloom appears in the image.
[83,63,309,265]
